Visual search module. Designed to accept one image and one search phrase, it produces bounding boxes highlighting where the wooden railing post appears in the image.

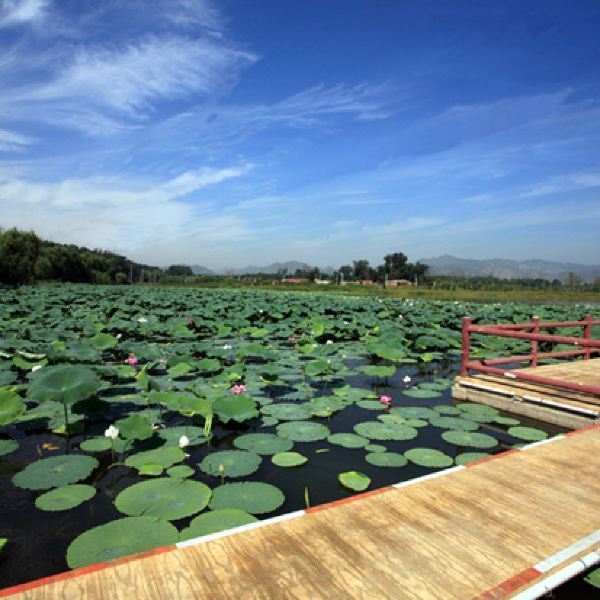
[531,316,540,367]
[583,313,592,360]
[460,316,472,376]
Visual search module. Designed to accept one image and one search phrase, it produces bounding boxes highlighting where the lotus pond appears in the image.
[0,285,594,588]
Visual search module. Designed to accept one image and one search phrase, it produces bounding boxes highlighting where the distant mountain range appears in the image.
[188,261,335,276]
[421,255,600,283]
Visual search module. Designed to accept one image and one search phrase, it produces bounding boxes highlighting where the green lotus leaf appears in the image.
[115,414,154,440]
[402,388,441,399]
[0,389,25,425]
[66,516,179,569]
[391,406,437,420]
[28,365,100,406]
[167,362,194,378]
[80,437,112,452]
[261,403,312,421]
[327,433,369,448]
[89,333,118,350]
[433,405,461,415]
[209,482,285,514]
[138,464,163,476]
[455,452,490,466]
[356,400,386,410]
[404,448,453,468]
[508,426,548,442]
[158,426,206,446]
[271,451,308,467]
[457,403,499,417]
[125,446,186,470]
[166,465,195,478]
[199,450,261,478]
[307,396,347,416]
[359,365,396,378]
[195,358,222,373]
[429,416,479,431]
[365,452,408,467]
[35,484,96,511]
[0,439,19,456]
[276,421,330,442]
[364,443,387,453]
[13,454,99,490]
[180,509,258,541]
[441,430,498,449]
[584,567,600,589]
[115,478,211,520]
[494,416,521,426]
[338,471,370,492]
[353,421,418,441]
[233,433,293,455]
[213,394,258,423]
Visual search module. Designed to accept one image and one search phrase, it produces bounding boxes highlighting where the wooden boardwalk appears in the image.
[454,358,600,429]
[3,426,599,600]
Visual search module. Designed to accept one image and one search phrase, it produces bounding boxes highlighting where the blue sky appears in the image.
[1,0,599,269]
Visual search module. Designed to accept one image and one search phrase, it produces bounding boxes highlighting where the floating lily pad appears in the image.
[353,421,418,441]
[404,448,453,468]
[180,509,258,541]
[0,390,25,425]
[166,465,195,478]
[276,421,330,442]
[402,388,441,399]
[209,482,285,514]
[80,437,112,452]
[125,446,186,470]
[115,414,154,440]
[365,443,387,453]
[0,439,19,456]
[356,400,386,410]
[13,454,99,490]
[327,433,369,448]
[457,403,499,418]
[272,451,308,467]
[441,430,498,449]
[199,451,261,478]
[392,406,437,420]
[584,567,600,589]
[494,416,521,426]
[115,478,211,520]
[28,365,100,406]
[213,395,258,423]
[338,471,370,491]
[158,426,205,446]
[261,403,312,421]
[508,426,548,442]
[66,516,179,569]
[359,365,396,378]
[365,452,408,467]
[433,405,461,415]
[455,452,490,466]
[138,464,163,476]
[233,433,293,455]
[429,416,479,431]
[35,484,96,511]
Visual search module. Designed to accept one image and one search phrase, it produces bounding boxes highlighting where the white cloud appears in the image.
[0,0,49,27]
[0,128,35,152]
[521,172,600,198]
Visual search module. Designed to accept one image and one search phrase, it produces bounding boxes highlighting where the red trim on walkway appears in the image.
[473,567,541,599]
[305,486,394,514]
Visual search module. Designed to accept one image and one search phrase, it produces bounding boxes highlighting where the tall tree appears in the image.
[0,228,41,285]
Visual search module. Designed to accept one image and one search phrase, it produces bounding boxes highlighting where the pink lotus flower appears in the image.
[379,395,392,406]
[288,336,296,343]
[231,384,247,395]
[127,355,138,366]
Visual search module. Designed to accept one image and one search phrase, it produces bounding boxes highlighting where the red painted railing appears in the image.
[460,314,600,396]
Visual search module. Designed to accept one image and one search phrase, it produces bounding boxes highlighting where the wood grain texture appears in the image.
[6,428,600,600]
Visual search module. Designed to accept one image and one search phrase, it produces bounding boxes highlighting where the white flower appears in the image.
[343,321,349,325]
[326,340,333,345]
[31,365,43,372]
[116,333,123,339]
[137,317,148,323]
[259,309,264,313]
[342,354,347,359]
[179,435,190,448]
[403,375,412,384]
[152,424,159,430]
[223,344,232,350]
[104,425,119,440]
[327,359,331,365]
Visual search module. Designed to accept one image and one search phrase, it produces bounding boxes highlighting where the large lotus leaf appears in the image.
[338,471,370,491]
[402,388,441,399]
[115,478,211,520]
[158,426,206,446]
[457,403,499,417]
[180,509,258,541]
[327,433,369,449]
[168,362,194,378]
[199,450,261,478]
[80,437,112,452]
[89,333,118,350]
[261,403,312,421]
[365,443,387,453]
[0,389,25,425]
[276,421,330,442]
[433,405,461,415]
[28,365,100,406]
[441,430,498,449]
[508,426,548,442]
[0,439,19,456]
[233,433,293,455]
[455,452,490,466]
[356,400,386,410]
[353,421,418,441]
[66,516,179,569]
[494,416,521,426]
[35,484,96,511]
[429,416,479,431]
[115,414,154,440]
[196,358,222,373]
[167,465,195,478]
[365,452,408,467]
[209,482,285,514]
[584,567,600,589]
[13,454,98,490]
[359,365,396,378]
[125,446,186,470]
[391,406,437,420]
[404,448,453,468]
[271,451,308,467]
[307,396,347,416]
[213,394,258,423]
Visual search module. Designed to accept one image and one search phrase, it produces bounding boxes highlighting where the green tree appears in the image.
[0,228,41,285]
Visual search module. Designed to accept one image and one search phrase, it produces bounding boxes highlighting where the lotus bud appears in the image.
[104,425,119,440]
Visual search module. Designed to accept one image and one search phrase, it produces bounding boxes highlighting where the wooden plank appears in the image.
[5,428,600,600]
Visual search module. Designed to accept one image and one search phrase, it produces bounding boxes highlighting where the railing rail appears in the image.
[460,314,600,396]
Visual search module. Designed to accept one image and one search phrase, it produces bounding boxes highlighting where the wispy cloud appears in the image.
[0,129,35,152]
[521,171,600,198]
[0,0,49,27]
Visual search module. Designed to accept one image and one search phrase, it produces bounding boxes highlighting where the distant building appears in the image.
[358,280,375,286]
[385,279,414,287]
[314,279,330,285]
[281,277,308,284]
